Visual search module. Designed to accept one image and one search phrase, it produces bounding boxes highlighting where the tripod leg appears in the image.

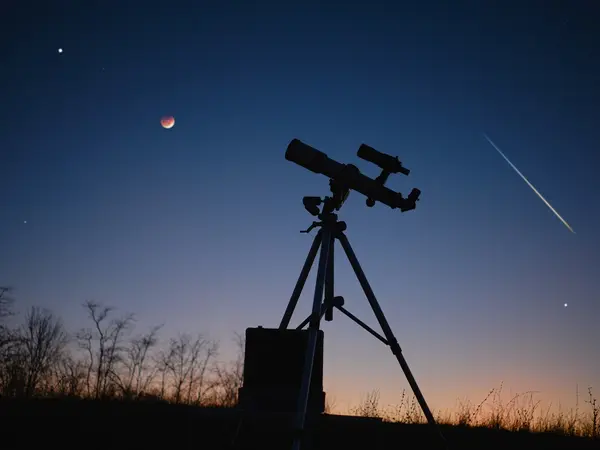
[295,301,328,330]
[280,230,323,329]
[324,231,335,322]
[298,231,336,328]
[337,232,448,448]
[292,227,332,450]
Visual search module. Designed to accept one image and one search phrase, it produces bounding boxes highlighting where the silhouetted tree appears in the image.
[77,301,134,398]
[53,354,87,397]
[112,325,162,398]
[0,290,254,409]
[0,287,14,349]
[17,307,68,397]
[207,332,244,407]
[160,333,218,404]
[0,287,19,396]
[0,346,25,397]
[190,335,218,405]
[0,287,14,319]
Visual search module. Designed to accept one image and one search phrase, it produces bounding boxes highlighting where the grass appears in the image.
[2,387,599,450]
[347,384,600,439]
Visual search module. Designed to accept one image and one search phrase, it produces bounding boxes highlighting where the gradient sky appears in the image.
[2,1,599,415]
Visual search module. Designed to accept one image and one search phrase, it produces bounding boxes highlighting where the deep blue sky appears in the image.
[2,1,599,414]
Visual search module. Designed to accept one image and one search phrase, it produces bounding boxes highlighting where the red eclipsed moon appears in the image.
[161,116,175,129]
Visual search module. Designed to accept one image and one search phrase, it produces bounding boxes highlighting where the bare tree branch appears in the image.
[15,307,68,397]
[0,286,15,320]
[77,301,134,399]
[206,332,244,407]
[160,333,218,404]
[112,324,162,398]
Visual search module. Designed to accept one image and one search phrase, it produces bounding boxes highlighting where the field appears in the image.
[1,392,598,450]
[0,297,597,449]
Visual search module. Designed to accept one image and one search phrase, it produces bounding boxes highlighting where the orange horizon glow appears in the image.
[322,375,591,420]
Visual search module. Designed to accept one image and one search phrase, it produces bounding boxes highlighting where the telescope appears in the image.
[232,138,447,450]
[285,139,420,212]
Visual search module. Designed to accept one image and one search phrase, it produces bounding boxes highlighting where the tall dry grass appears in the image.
[348,384,600,439]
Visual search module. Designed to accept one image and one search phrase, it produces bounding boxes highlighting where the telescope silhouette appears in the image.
[285,139,420,212]
[235,139,448,450]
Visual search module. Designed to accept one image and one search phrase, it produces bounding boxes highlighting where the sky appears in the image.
[1,1,599,415]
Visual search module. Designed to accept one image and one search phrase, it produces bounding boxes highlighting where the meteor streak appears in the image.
[483,133,575,234]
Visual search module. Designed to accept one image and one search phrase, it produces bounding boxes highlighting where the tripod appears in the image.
[279,196,448,450]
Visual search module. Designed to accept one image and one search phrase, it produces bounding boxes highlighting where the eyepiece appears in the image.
[408,188,421,202]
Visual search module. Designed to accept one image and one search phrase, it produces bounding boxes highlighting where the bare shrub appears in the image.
[349,389,381,418]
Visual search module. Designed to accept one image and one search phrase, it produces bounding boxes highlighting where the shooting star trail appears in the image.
[483,133,575,234]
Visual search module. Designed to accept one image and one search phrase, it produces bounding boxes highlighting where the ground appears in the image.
[1,398,598,450]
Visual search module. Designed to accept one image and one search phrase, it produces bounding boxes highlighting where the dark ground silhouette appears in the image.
[1,397,598,450]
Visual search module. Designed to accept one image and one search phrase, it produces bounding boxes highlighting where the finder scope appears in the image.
[357,144,410,176]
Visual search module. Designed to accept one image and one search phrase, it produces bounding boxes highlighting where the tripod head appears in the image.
[300,177,355,234]
[286,139,421,213]
[302,175,352,217]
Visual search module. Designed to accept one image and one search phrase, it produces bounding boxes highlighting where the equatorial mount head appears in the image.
[302,197,322,216]
[302,175,352,218]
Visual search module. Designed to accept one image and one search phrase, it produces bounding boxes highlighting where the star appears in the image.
[58,48,63,53]
[564,303,568,308]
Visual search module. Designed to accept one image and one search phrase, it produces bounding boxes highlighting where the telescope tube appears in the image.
[285,139,417,211]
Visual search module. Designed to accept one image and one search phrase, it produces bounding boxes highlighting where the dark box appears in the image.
[238,327,325,414]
